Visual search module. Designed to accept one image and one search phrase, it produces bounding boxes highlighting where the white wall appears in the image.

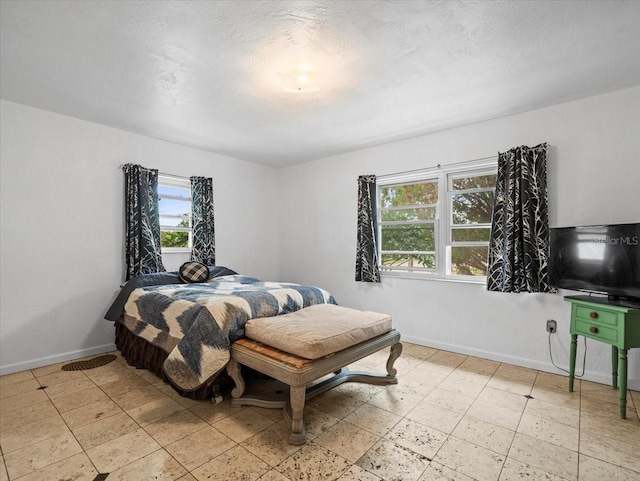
[0,100,279,374]
[276,86,640,389]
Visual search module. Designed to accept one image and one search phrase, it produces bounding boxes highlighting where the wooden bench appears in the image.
[225,305,402,445]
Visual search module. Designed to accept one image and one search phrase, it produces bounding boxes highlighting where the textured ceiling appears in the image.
[2,1,640,167]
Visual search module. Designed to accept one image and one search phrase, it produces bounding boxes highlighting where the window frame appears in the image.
[445,167,497,281]
[377,159,497,283]
[378,178,440,274]
[158,174,192,253]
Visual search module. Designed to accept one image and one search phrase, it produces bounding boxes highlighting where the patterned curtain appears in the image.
[486,143,555,293]
[190,176,216,265]
[123,164,165,281]
[355,175,381,283]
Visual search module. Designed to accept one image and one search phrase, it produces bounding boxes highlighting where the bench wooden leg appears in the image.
[288,386,306,445]
[226,359,245,398]
[386,342,402,377]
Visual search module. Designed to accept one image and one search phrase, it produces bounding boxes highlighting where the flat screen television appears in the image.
[549,223,640,303]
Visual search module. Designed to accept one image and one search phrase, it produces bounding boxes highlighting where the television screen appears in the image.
[549,223,640,301]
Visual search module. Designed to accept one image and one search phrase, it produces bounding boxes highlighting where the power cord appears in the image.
[548,331,586,377]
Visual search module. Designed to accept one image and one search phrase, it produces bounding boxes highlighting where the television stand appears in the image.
[565,295,640,419]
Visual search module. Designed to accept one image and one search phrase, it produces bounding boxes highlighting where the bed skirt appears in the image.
[115,321,230,400]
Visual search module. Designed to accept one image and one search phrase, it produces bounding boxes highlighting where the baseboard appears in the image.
[401,335,640,392]
[0,343,117,376]
[3,338,638,392]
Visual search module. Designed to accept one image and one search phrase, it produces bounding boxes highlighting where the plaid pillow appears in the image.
[179,261,209,283]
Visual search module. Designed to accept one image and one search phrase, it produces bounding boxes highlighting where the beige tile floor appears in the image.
[0,343,639,481]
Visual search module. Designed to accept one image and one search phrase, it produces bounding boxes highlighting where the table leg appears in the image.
[569,334,577,392]
[611,345,618,390]
[619,349,627,419]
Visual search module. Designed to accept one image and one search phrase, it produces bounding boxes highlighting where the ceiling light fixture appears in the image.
[280,70,318,93]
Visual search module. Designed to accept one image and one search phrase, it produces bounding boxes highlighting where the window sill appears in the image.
[161,249,192,254]
[380,270,486,285]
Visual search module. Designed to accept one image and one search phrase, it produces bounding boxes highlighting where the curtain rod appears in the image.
[377,154,498,179]
[118,164,190,181]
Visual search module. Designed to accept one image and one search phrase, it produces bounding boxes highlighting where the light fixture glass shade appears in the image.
[279,70,318,92]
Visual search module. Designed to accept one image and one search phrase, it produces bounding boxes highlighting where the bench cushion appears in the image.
[245,304,392,359]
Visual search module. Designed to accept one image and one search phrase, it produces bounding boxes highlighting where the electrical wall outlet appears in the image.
[546,319,557,333]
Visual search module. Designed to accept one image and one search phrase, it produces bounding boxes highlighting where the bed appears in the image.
[104,267,337,399]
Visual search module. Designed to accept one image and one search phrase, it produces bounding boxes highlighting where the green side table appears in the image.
[566,295,640,419]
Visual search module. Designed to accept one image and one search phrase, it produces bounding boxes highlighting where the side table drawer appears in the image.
[575,306,618,326]
[573,318,618,344]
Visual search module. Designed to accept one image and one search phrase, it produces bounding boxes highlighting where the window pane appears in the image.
[160,215,190,228]
[381,224,435,252]
[159,180,192,249]
[159,197,190,217]
[381,206,436,222]
[381,254,435,269]
[452,192,494,224]
[450,246,489,276]
[452,174,497,191]
[451,227,491,242]
[161,231,189,248]
[158,185,190,198]
[380,181,438,208]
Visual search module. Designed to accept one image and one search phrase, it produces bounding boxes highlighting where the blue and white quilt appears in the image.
[121,275,337,391]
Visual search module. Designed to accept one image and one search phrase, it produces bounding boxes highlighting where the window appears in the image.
[378,160,497,281]
[447,172,495,277]
[158,175,192,251]
[379,179,439,272]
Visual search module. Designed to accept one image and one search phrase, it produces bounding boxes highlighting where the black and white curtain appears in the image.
[190,176,216,265]
[355,175,381,283]
[486,143,555,293]
[123,164,165,281]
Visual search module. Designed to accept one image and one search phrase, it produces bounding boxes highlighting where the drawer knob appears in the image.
[589,326,599,334]
[589,311,599,319]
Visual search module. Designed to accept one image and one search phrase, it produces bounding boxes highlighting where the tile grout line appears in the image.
[373,353,506,479]
[372,352,446,459]
[371,353,529,479]
[31,366,103,480]
[95,370,207,478]
[301,349,446,479]
[3,351,499,480]
[18,363,174,479]
[489,361,514,481]
[442,360,528,480]
[3,346,639,481]
[496,368,538,481]
[82,363,230,478]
